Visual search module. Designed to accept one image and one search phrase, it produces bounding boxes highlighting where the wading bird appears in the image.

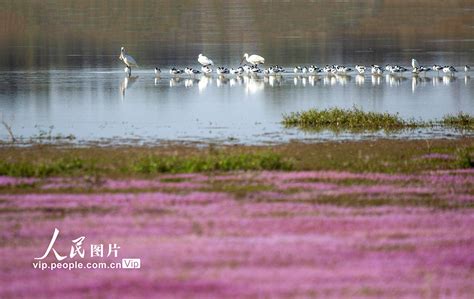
[201,66,212,74]
[443,66,457,76]
[198,54,214,66]
[432,65,443,76]
[154,67,161,76]
[241,53,265,66]
[170,67,184,76]
[124,66,131,77]
[119,47,138,75]
[216,67,230,75]
[355,65,366,74]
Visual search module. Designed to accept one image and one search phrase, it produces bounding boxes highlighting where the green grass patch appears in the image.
[0,157,87,177]
[133,152,293,174]
[282,107,418,132]
[283,107,474,132]
[0,139,471,178]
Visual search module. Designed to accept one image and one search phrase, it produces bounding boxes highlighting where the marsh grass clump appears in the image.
[0,157,85,177]
[456,149,474,168]
[442,112,474,130]
[133,152,293,174]
[282,107,415,132]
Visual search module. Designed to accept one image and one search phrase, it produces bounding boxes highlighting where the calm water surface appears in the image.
[0,1,473,144]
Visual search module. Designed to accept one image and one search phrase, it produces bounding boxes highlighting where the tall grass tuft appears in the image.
[282,107,415,132]
[442,112,474,130]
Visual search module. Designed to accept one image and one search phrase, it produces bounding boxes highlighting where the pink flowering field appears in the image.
[1,169,474,298]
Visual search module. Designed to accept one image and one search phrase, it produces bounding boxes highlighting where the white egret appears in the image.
[119,47,138,72]
[241,53,265,66]
[198,54,214,66]
[412,58,420,69]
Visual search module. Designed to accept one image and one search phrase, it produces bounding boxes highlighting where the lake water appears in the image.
[0,1,473,144]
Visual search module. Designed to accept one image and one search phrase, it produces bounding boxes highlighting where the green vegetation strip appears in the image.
[282,107,474,131]
[0,138,472,177]
[133,153,293,174]
[0,152,292,177]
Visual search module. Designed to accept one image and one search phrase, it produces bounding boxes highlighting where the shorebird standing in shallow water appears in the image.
[308,65,320,74]
[170,67,184,76]
[241,53,265,67]
[119,47,138,75]
[198,54,214,66]
[390,65,408,75]
[465,65,471,72]
[336,66,352,75]
[443,66,457,76]
[124,66,131,77]
[216,67,230,75]
[154,67,161,77]
[201,66,212,74]
[230,67,244,75]
[432,65,442,76]
[371,65,383,75]
[355,65,366,74]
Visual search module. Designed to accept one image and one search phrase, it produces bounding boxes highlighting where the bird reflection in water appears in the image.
[355,74,365,86]
[443,75,456,85]
[371,75,382,86]
[335,75,350,86]
[432,76,443,87]
[185,79,199,88]
[216,76,229,87]
[245,78,264,94]
[229,76,243,87]
[387,75,407,87]
[264,75,283,87]
[198,76,212,93]
[169,77,182,87]
[120,74,139,99]
[308,76,319,86]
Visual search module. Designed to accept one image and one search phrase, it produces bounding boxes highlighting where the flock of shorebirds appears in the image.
[119,47,470,78]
